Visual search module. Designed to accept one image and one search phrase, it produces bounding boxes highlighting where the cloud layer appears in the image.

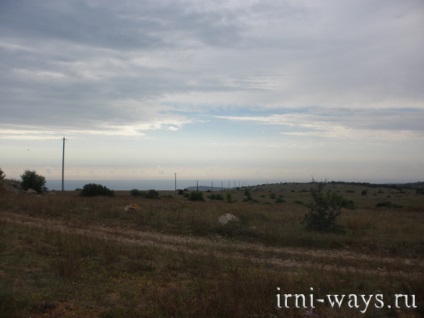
[1,0,423,182]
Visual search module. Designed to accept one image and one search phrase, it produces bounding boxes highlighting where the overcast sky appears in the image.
[1,0,423,186]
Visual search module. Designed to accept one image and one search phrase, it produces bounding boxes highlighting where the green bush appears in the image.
[340,198,356,210]
[209,193,224,200]
[130,189,143,197]
[130,189,160,199]
[80,183,114,197]
[0,168,5,181]
[189,191,204,201]
[376,201,403,208]
[302,181,344,232]
[243,190,253,202]
[20,170,46,193]
[275,196,285,203]
[145,189,160,199]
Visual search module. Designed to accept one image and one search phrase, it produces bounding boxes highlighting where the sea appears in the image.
[46,179,276,191]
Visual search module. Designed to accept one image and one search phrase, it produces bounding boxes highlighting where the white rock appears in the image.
[124,203,140,212]
[218,213,240,225]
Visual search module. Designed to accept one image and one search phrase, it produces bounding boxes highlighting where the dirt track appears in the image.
[1,211,422,278]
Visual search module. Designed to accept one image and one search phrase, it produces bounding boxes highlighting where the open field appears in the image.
[0,183,423,317]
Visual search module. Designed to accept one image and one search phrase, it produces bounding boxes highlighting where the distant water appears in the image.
[46,179,274,191]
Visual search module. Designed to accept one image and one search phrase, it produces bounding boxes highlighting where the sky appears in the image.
[1,0,423,187]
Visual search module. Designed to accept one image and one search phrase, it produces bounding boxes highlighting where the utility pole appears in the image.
[61,137,66,191]
[196,181,199,191]
[174,173,177,197]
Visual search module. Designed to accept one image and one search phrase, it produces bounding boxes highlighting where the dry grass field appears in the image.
[0,182,423,317]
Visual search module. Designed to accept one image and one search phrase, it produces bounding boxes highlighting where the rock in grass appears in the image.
[218,213,240,225]
[124,203,140,212]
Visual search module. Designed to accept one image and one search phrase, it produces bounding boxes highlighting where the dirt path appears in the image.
[1,211,422,278]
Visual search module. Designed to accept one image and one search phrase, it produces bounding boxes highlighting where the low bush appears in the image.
[145,189,160,199]
[209,193,224,200]
[80,183,114,197]
[189,191,204,201]
[275,196,285,203]
[130,189,143,197]
[243,190,253,202]
[376,201,403,208]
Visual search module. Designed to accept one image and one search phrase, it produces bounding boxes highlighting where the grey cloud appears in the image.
[1,0,423,137]
[0,0,246,50]
[0,0,164,50]
[217,107,424,140]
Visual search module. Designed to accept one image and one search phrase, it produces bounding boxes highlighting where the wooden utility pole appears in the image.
[61,137,66,191]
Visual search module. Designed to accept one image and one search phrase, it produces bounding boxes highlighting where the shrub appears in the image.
[20,170,46,193]
[302,181,344,232]
[226,192,233,203]
[376,201,403,208]
[243,190,253,202]
[145,189,160,199]
[189,191,204,201]
[209,193,224,200]
[275,196,285,203]
[0,168,5,189]
[376,201,392,208]
[130,189,143,197]
[80,183,114,197]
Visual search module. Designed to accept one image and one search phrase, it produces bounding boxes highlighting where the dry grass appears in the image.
[0,183,423,317]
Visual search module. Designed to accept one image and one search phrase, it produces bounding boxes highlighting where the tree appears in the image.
[20,170,46,193]
[302,180,344,232]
